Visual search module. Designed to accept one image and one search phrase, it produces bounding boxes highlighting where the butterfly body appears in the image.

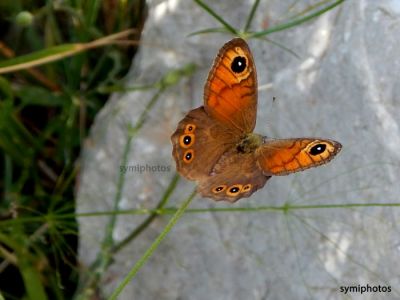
[171,38,342,202]
[236,132,264,154]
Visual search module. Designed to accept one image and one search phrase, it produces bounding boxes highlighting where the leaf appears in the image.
[16,86,65,107]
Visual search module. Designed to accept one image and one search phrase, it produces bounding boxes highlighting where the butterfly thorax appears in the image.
[236,133,263,153]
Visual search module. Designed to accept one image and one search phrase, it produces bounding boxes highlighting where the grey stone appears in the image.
[77,0,400,299]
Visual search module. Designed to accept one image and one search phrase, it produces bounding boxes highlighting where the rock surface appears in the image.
[77,0,400,299]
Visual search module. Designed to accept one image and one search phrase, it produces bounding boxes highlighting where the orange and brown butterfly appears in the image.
[171,38,341,202]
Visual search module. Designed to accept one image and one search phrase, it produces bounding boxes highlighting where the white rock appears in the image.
[77,0,400,299]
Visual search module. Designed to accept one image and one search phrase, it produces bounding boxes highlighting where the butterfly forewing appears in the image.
[255,138,342,176]
[204,38,258,134]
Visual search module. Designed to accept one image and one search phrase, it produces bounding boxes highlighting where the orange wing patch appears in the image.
[256,139,342,176]
[204,38,257,134]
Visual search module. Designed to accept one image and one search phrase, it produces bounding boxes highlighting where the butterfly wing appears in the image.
[204,38,257,134]
[255,138,342,176]
[171,38,258,185]
[197,149,270,202]
[171,107,237,181]
[172,38,342,203]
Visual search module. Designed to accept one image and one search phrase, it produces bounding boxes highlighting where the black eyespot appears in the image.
[243,184,251,191]
[229,187,240,194]
[309,144,326,156]
[185,124,196,133]
[231,56,247,73]
[213,185,227,193]
[183,149,194,164]
[183,135,191,145]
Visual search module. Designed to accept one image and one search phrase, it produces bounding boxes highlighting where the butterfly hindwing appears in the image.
[197,149,270,202]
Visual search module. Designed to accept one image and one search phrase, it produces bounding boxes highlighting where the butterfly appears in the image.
[171,38,342,202]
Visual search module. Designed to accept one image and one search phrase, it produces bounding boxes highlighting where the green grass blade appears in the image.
[0,29,135,74]
[84,0,102,27]
[111,173,180,253]
[290,0,337,19]
[250,0,345,38]
[4,155,12,204]
[108,189,197,300]
[244,0,261,32]
[193,0,238,34]
[0,44,77,73]
[19,257,48,300]
[257,36,301,59]
[188,27,231,37]
[0,231,48,300]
